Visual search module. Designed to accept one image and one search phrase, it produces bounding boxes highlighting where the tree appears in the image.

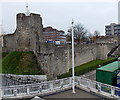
[93,30,100,37]
[67,23,88,43]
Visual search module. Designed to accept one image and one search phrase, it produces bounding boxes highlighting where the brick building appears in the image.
[43,27,66,44]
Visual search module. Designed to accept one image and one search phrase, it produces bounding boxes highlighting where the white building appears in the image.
[118,1,120,23]
[105,1,120,36]
[105,23,120,36]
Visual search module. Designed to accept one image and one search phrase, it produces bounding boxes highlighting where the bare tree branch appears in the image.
[94,30,100,37]
[67,23,89,43]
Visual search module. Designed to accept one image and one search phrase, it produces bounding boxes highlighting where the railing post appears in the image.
[0,88,3,99]
[74,76,77,85]
[79,77,81,85]
[97,83,101,92]
[39,85,42,93]
[14,87,17,96]
[60,79,63,88]
[69,77,72,86]
[27,86,30,95]
[87,80,90,89]
[111,87,115,97]
[50,81,53,90]
[78,79,80,86]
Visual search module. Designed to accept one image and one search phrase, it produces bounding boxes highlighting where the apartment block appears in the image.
[105,23,120,36]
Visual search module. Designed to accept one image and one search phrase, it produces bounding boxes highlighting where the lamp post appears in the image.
[72,19,75,93]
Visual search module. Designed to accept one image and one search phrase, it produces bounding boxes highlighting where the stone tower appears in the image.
[3,13,43,52]
[14,13,43,51]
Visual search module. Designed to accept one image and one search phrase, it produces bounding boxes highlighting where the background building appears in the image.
[105,23,120,36]
[118,1,120,23]
[105,1,120,36]
[43,27,66,44]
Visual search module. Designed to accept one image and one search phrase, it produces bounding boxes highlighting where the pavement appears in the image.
[81,70,96,80]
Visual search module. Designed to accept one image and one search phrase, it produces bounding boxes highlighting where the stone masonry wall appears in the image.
[3,34,15,52]
[36,43,69,79]
[36,43,118,79]
[2,12,120,80]
[36,43,97,79]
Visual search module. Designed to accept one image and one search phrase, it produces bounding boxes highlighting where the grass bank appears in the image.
[57,57,117,79]
[2,51,44,75]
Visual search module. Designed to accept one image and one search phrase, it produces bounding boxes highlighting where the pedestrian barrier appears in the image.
[1,75,120,99]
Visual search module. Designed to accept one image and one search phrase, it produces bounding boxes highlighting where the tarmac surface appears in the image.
[81,70,96,80]
[43,88,102,99]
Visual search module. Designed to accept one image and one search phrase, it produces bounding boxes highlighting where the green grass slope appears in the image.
[57,57,117,79]
[2,52,9,58]
[2,51,43,75]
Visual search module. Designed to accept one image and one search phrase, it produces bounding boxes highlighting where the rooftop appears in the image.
[43,88,102,99]
[97,61,120,72]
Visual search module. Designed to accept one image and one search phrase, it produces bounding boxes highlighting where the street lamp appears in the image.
[72,19,75,93]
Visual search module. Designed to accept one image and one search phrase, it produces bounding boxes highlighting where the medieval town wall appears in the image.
[2,12,120,79]
[36,43,116,79]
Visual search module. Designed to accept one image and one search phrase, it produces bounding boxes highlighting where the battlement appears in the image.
[17,13,40,18]
[16,13,42,30]
[30,13,40,17]
[17,13,26,18]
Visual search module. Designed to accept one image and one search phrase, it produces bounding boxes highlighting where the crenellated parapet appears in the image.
[16,13,42,29]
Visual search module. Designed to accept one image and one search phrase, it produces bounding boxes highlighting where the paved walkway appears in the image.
[81,70,96,80]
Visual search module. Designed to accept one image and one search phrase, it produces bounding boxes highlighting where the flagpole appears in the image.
[72,19,75,93]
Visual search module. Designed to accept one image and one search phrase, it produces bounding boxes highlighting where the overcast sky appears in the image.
[0,0,119,35]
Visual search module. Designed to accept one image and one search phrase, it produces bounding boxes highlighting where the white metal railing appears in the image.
[2,74,47,86]
[75,76,120,98]
[1,77,72,99]
[1,76,120,99]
